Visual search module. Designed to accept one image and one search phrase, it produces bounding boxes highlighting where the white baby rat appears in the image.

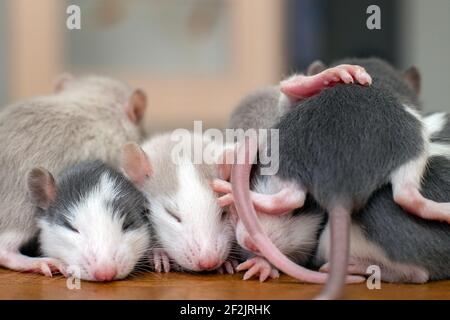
[27,161,151,281]
[121,132,235,273]
[0,74,147,275]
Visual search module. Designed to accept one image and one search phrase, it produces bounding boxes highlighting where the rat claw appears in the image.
[337,69,354,84]
[236,258,256,272]
[356,68,372,86]
[151,249,170,273]
[243,265,259,280]
[270,269,280,279]
[224,261,233,274]
[259,266,271,282]
[154,257,162,273]
[238,257,278,282]
[224,260,236,274]
[40,262,53,277]
[162,253,171,273]
[216,266,224,274]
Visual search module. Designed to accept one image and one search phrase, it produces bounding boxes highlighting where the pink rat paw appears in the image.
[216,259,239,275]
[150,248,171,273]
[211,178,234,207]
[236,256,280,282]
[26,257,67,277]
[281,64,372,99]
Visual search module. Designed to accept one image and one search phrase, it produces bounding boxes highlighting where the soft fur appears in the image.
[0,75,143,258]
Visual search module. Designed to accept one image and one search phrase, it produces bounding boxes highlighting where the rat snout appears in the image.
[93,266,117,282]
[244,236,260,254]
[197,256,221,271]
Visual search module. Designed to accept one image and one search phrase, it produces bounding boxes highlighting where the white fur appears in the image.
[423,112,450,158]
[390,105,430,194]
[38,173,150,281]
[141,133,233,271]
[423,112,447,136]
[428,142,450,158]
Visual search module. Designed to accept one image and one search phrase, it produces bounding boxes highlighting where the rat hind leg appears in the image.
[212,177,306,215]
[391,153,450,223]
[319,257,429,284]
[0,248,66,276]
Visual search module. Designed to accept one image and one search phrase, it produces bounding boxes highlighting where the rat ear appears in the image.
[125,89,147,124]
[54,73,74,93]
[27,168,57,210]
[307,60,326,76]
[121,142,153,187]
[403,66,421,95]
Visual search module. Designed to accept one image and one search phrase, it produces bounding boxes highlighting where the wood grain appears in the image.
[0,269,449,300]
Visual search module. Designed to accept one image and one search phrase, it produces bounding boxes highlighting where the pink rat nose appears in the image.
[93,267,117,282]
[197,257,221,271]
[244,237,260,253]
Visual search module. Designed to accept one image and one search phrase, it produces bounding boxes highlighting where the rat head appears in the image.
[122,137,234,272]
[27,161,151,281]
[54,73,147,125]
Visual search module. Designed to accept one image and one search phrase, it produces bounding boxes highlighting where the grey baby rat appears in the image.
[214,63,373,281]
[230,58,444,299]
[316,154,450,283]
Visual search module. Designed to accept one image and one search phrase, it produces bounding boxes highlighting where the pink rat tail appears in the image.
[231,137,363,296]
[316,204,352,300]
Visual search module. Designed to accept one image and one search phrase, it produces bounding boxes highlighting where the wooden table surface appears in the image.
[0,269,449,300]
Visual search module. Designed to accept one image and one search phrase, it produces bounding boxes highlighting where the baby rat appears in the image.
[121,132,235,273]
[0,74,147,275]
[231,111,450,283]
[214,63,371,281]
[27,161,151,281]
[231,58,444,299]
[316,155,450,283]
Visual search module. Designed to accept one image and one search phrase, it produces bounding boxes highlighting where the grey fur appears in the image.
[228,86,282,131]
[274,58,423,210]
[325,156,450,280]
[0,75,143,254]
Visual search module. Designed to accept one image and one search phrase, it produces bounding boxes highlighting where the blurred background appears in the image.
[0,0,449,134]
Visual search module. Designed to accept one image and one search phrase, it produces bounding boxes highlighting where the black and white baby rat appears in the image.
[316,154,450,283]
[27,161,151,281]
[0,74,147,275]
[231,57,446,299]
[121,132,235,273]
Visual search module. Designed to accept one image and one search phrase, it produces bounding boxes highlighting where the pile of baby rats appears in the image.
[0,59,449,301]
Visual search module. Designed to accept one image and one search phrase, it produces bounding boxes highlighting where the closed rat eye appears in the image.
[63,220,79,233]
[165,208,181,223]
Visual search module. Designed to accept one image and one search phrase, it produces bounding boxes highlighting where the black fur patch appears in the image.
[39,160,150,233]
